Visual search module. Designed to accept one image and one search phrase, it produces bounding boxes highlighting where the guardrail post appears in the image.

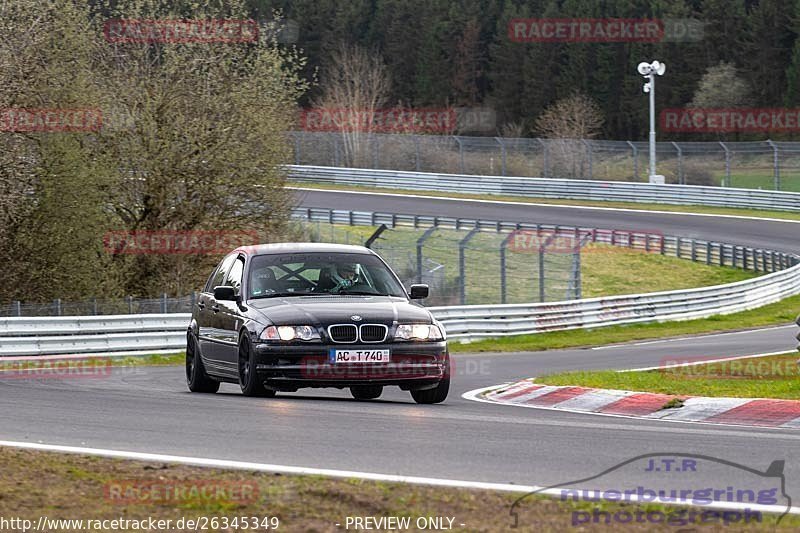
[705,242,711,265]
[537,138,549,178]
[672,142,684,185]
[538,233,557,302]
[583,139,593,179]
[458,228,480,304]
[767,139,780,190]
[719,141,731,187]
[127,296,134,314]
[413,135,421,172]
[500,233,514,303]
[627,141,638,180]
[53,299,61,316]
[293,132,301,165]
[13,300,21,317]
[92,298,98,315]
[690,239,697,262]
[454,136,465,174]
[333,136,342,167]
[720,244,725,267]
[496,137,507,176]
[161,293,168,313]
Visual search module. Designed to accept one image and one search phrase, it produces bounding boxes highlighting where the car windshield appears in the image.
[248,252,407,298]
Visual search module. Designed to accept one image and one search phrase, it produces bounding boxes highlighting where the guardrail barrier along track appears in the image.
[288,165,800,212]
[3,208,798,354]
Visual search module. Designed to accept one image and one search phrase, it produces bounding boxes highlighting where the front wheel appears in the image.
[238,336,276,397]
[410,378,449,404]
[186,335,219,393]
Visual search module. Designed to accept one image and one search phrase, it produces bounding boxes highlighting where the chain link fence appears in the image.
[291,132,800,192]
[1,221,580,315]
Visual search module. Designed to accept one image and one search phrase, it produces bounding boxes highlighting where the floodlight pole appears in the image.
[648,72,656,181]
[638,60,664,184]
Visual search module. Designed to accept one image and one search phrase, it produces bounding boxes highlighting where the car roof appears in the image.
[233,242,377,256]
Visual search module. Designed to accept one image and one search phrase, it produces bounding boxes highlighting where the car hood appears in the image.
[247,295,432,326]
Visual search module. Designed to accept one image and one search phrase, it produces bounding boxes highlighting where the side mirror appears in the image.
[408,284,429,300]
[213,285,237,301]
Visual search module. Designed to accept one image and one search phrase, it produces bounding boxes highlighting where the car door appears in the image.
[217,255,246,370]
[200,253,236,374]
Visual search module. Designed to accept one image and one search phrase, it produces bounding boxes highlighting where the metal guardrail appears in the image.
[0,314,187,356]
[291,132,800,189]
[289,207,797,273]
[288,165,800,212]
[4,256,799,353]
[3,208,799,353]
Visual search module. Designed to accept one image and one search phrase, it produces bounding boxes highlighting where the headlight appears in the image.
[260,325,320,341]
[394,324,443,341]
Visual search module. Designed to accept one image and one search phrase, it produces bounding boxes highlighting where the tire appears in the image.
[410,356,450,404]
[186,334,220,393]
[350,385,383,400]
[238,335,276,398]
[410,378,449,404]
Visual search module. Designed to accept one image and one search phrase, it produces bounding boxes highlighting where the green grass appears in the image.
[295,222,757,305]
[2,447,795,531]
[536,353,800,400]
[581,244,754,298]
[291,181,800,221]
[449,293,800,353]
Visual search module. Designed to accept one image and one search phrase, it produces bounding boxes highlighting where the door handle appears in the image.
[197,302,206,310]
[211,305,220,313]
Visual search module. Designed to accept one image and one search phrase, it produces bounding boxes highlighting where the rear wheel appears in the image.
[186,335,219,393]
[238,336,276,398]
[350,385,383,400]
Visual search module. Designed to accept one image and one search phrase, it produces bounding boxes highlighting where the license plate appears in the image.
[329,349,391,364]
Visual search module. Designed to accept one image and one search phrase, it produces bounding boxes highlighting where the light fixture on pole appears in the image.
[637,60,666,184]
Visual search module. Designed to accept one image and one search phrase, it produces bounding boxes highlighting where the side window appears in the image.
[207,254,236,292]
[225,257,245,294]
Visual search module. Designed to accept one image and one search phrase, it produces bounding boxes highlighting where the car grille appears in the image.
[327,323,388,343]
[359,324,388,343]
[328,324,358,343]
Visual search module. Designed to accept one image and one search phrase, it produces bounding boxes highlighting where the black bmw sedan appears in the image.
[186,243,450,403]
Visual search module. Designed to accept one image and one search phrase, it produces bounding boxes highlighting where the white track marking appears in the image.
[591,325,795,350]
[1,439,798,516]
[463,385,800,432]
[619,350,795,373]
[290,187,800,225]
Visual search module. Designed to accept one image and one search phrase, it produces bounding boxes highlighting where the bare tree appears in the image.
[535,93,605,179]
[0,0,309,300]
[690,62,750,108]
[315,43,391,166]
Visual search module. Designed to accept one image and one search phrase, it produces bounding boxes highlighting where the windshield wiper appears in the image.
[249,292,314,299]
[334,290,392,296]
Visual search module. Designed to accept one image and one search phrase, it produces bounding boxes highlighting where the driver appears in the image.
[251,268,276,296]
[330,262,360,293]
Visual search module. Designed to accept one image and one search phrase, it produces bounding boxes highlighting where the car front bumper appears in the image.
[253,341,448,390]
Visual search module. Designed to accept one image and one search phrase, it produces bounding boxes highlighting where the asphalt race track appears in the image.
[3,190,800,518]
